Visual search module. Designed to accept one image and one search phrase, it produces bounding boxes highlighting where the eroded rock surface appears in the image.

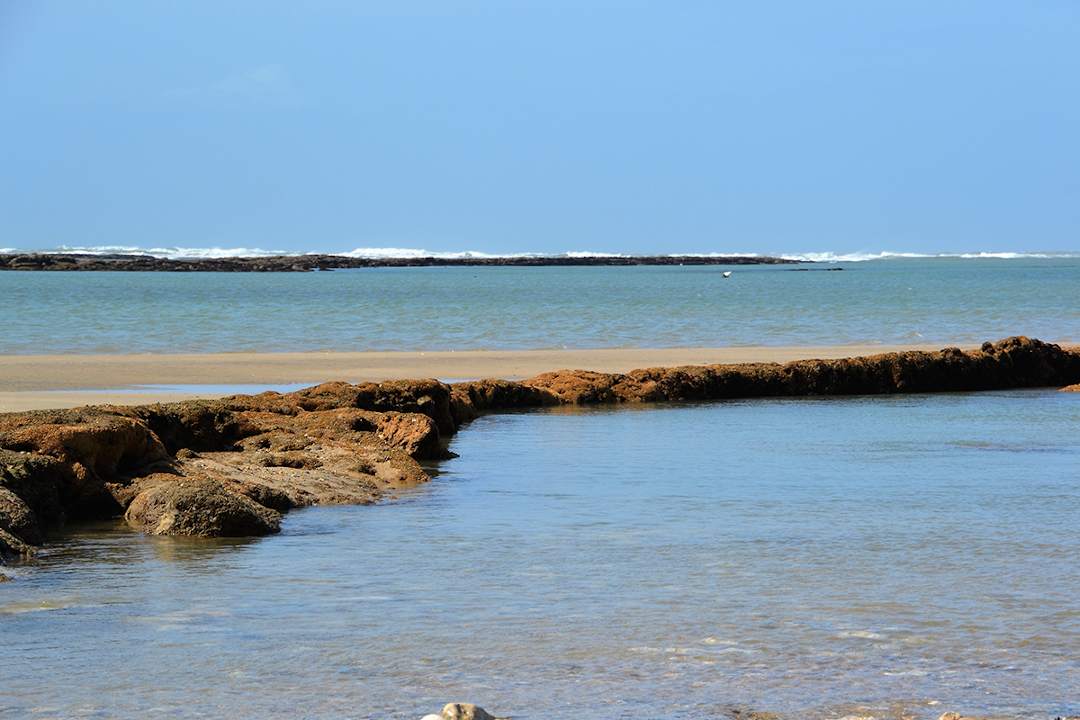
[125,479,282,537]
[0,385,449,548]
[0,337,1077,553]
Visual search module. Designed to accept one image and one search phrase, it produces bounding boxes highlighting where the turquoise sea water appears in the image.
[1,258,1078,354]
[3,390,1079,719]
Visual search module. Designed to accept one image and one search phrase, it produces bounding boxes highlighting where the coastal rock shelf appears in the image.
[0,253,799,271]
[1,337,1078,559]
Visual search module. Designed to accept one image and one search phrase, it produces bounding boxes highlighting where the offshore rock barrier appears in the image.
[1,337,1078,559]
[0,253,798,272]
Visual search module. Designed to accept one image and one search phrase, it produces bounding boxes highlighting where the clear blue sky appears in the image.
[2,1,1078,255]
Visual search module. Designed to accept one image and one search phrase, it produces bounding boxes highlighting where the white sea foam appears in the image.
[3,245,1076,261]
[336,247,538,259]
[779,250,1079,262]
[564,250,629,258]
[45,245,294,259]
[838,629,886,640]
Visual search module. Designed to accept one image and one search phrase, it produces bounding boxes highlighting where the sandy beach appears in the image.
[0,343,960,412]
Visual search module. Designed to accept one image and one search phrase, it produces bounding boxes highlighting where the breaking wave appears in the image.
[777,251,1080,262]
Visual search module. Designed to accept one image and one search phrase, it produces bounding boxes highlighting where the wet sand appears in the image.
[0,343,998,412]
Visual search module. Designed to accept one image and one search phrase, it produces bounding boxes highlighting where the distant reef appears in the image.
[0,253,800,271]
[2,337,1079,560]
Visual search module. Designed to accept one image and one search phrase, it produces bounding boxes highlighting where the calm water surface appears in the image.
[1,258,1078,353]
[3,390,1079,719]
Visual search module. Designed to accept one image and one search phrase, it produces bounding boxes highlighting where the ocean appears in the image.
[2,254,1078,719]
[2,392,1078,718]
[1,256,1078,354]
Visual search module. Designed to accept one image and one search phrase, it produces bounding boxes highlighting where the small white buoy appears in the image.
[722,271,732,278]
[421,715,443,720]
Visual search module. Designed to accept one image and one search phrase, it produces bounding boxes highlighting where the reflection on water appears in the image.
[3,390,1079,719]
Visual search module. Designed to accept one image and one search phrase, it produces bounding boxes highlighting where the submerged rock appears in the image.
[0,526,34,559]
[439,703,506,720]
[726,711,782,720]
[125,480,282,537]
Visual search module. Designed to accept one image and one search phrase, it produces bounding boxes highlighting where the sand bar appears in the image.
[0,343,980,412]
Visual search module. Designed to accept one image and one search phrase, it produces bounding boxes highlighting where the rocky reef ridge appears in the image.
[0,253,798,272]
[2,337,1078,560]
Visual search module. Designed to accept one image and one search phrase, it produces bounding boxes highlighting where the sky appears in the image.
[1,1,1078,256]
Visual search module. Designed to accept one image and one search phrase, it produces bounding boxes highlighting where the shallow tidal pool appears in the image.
[3,390,1079,719]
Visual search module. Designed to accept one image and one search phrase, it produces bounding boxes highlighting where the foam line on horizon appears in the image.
[2,245,1078,262]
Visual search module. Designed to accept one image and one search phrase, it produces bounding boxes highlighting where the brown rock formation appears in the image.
[516,337,1080,405]
[0,388,445,548]
[0,526,35,560]
[125,479,282,537]
[0,252,798,272]
[0,336,1077,555]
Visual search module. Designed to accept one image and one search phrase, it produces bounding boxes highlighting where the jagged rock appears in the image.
[0,526,34,559]
[449,379,557,425]
[0,410,169,489]
[1062,384,1080,392]
[125,480,281,537]
[373,411,445,459]
[233,481,295,512]
[116,400,262,454]
[0,487,41,545]
[0,449,70,528]
[524,369,622,404]
[296,379,458,435]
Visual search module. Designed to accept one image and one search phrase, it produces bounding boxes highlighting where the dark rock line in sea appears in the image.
[0,253,799,272]
[1,336,1078,564]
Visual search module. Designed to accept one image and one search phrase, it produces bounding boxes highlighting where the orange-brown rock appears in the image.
[448,379,558,425]
[125,479,282,537]
[1062,384,1080,392]
[0,381,451,549]
[519,337,1080,404]
[294,379,456,434]
[0,337,1077,552]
